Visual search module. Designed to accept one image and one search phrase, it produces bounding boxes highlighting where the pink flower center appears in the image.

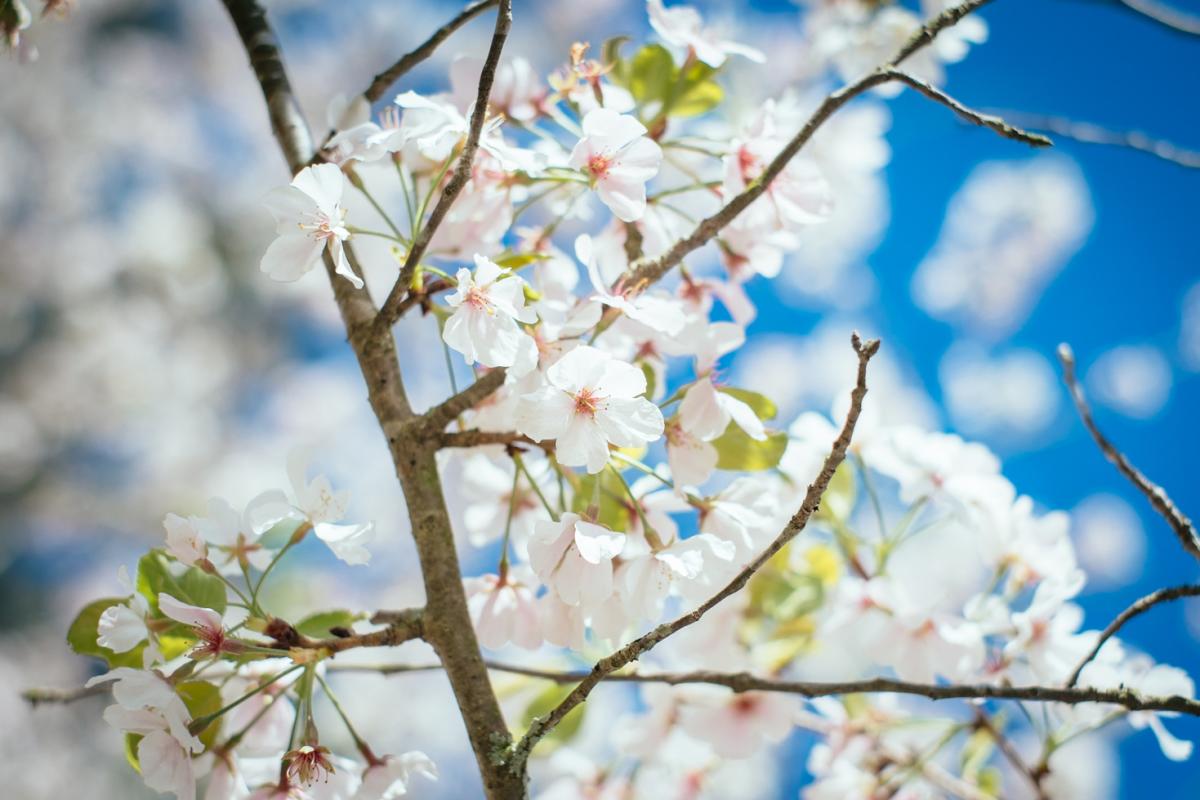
[573,387,602,418]
[586,153,612,180]
[731,694,761,716]
[465,286,490,310]
[737,146,762,182]
[301,211,342,242]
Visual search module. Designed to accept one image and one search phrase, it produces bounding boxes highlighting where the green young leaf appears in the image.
[124,733,142,773]
[66,598,146,668]
[522,683,586,750]
[177,680,224,751]
[570,472,633,532]
[625,44,676,108]
[601,35,631,85]
[719,387,778,420]
[670,60,723,117]
[137,551,227,616]
[295,610,364,639]
[639,361,657,401]
[712,425,788,471]
[492,252,549,270]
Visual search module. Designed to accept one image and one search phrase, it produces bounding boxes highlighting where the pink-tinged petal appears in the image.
[612,137,663,177]
[546,345,609,394]
[557,415,612,473]
[581,107,646,149]
[97,604,148,653]
[158,593,223,633]
[314,521,373,565]
[596,176,648,223]
[472,253,504,285]
[139,730,197,800]
[293,163,345,216]
[596,397,665,448]
[598,358,648,399]
[263,185,316,228]
[679,378,729,441]
[260,232,323,283]
[328,239,363,288]
[577,558,615,609]
[668,426,718,487]
[719,391,767,440]
[442,307,480,364]
[515,387,574,442]
[573,521,626,563]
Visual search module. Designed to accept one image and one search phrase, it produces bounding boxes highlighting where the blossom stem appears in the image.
[611,451,674,490]
[853,453,888,539]
[189,663,305,737]
[351,178,409,244]
[252,532,303,614]
[217,573,255,609]
[395,160,419,236]
[609,463,664,550]
[512,451,558,521]
[314,673,371,754]
[346,226,405,243]
[498,463,521,576]
[649,180,722,201]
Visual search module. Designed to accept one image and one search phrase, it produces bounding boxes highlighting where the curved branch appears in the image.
[1113,0,1200,36]
[1067,584,1200,687]
[1058,344,1200,561]
[625,0,1027,290]
[328,660,1200,718]
[363,0,500,104]
[420,368,508,436]
[993,111,1200,169]
[377,0,513,328]
[884,69,1051,147]
[508,334,881,767]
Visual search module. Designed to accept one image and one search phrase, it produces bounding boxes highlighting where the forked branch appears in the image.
[507,334,880,767]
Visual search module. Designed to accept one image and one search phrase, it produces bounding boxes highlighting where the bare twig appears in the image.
[884,69,1051,147]
[1058,344,1200,561]
[21,684,107,706]
[1067,584,1200,687]
[419,368,508,436]
[973,710,1048,799]
[363,0,500,104]
[439,429,540,449]
[304,608,425,654]
[507,334,880,766]
[1112,0,1200,36]
[376,0,513,328]
[328,659,1200,718]
[625,0,1029,289]
[994,111,1200,169]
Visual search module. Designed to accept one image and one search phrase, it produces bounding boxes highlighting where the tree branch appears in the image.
[363,0,500,104]
[1066,584,1200,687]
[438,429,541,449]
[992,111,1200,169]
[376,0,513,329]
[507,334,880,767]
[624,0,1023,290]
[1058,343,1200,561]
[21,684,107,706]
[329,659,1200,717]
[419,368,508,437]
[304,608,425,654]
[1112,0,1200,36]
[884,69,1051,147]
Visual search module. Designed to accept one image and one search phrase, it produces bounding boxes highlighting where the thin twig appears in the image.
[376,0,513,328]
[1058,344,1200,561]
[995,111,1200,169]
[21,684,107,706]
[508,334,880,766]
[885,69,1051,147]
[1067,584,1200,687]
[624,0,1027,290]
[363,0,500,104]
[973,710,1048,799]
[327,659,1200,718]
[439,429,543,449]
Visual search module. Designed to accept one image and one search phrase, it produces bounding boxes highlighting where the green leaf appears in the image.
[295,610,363,639]
[570,472,633,532]
[719,388,777,421]
[124,734,142,773]
[671,61,723,117]
[626,44,676,108]
[137,551,226,616]
[712,426,788,471]
[639,362,657,401]
[749,571,823,621]
[178,680,224,751]
[492,252,549,270]
[66,598,147,668]
[522,683,586,751]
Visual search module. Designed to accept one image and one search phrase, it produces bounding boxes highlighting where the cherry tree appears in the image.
[16,0,1200,798]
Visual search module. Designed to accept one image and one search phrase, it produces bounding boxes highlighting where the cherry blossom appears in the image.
[354,751,437,800]
[158,592,235,658]
[443,254,538,372]
[96,566,151,654]
[464,569,543,650]
[528,512,625,611]
[676,686,799,759]
[568,108,663,222]
[515,345,664,473]
[282,452,375,565]
[260,163,360,289]
[646,0,765,67]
